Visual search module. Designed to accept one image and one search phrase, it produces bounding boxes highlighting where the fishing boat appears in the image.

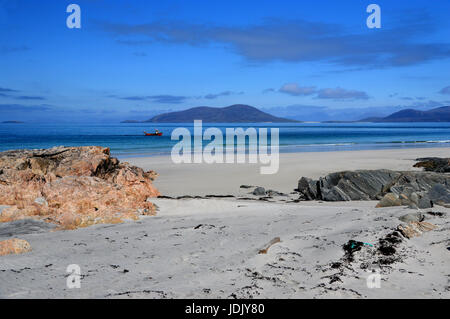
[144,130,163,136]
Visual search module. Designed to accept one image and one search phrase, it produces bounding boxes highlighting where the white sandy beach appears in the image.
[1,147,449,298]
[126,147,450,196]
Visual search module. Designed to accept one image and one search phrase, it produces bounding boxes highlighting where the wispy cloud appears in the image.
[0,104,52,112]
[147,95,187,104]
[316,87,369,100]
[110,91,243,103]
[113,94,188,104]
[439,86,450,95]
[15,96,46,100]
[119,96,148,101]
[203,91,243,99]
[262,88,275,94]
[0,87,19,93]
[0,87,46,100]
[279,83,316,96]
[274,83,368,100]
[101,13,450,68]
[133,51,147,57]
[0,45,30,55]
[399,96,428,101]
[116,39,154,46]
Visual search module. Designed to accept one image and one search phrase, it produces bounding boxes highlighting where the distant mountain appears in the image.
[2,120,24,124]
[360,106,450,122]
[123,104,297,123]
[261,105,404,122]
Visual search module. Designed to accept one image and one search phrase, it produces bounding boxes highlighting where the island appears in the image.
[122,104,298,123]
[360,106,450,122]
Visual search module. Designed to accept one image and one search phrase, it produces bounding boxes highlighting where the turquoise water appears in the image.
[0,122,449,157]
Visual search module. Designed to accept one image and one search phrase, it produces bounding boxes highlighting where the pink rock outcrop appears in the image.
[397,221,438,239]
[0,146,160,229]
[0,238,32,256]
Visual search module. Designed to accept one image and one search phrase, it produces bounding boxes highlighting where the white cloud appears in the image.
[279,83,316,96]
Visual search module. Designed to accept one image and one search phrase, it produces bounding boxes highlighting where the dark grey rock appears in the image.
[414,157,450,173]
[297,169,450,207]
[266,189,287,197]
[429,184,450,206]
[399,212,425,223]
[376,193,402,207]
[298,170,401,201]
[409,192,419,205]
[297,177,319,200]
[252,187,266,196]
[401,191,433,209]
[417,193,433,209]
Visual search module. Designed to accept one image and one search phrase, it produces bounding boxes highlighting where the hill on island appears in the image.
[360,106,450,122]
[123,104,297,123]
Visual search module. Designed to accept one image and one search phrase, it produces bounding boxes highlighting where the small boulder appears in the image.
[399,191,432,209]
[0,205,10,216]
[410,192,419,205]
[0,238,32,256]
[429,184,450,207]
[399,193,410,205]
[417,194,433,209]
[297,177,320,200]
[252,187,266,196]
[397,221,437,239]
[376,193,402,208]
[266,189,287,197]
[414,157,450,173]
[399,212,424,223]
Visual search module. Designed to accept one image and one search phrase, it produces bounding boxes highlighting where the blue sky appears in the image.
[0,0,450,122]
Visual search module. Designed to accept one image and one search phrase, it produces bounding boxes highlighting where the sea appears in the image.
[0,122,449,158]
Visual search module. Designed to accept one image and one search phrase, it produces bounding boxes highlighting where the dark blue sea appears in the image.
[0,122,449,157]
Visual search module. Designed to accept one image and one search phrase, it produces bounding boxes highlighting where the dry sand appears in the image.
[0,147,449,298]
[126,147,450,196]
